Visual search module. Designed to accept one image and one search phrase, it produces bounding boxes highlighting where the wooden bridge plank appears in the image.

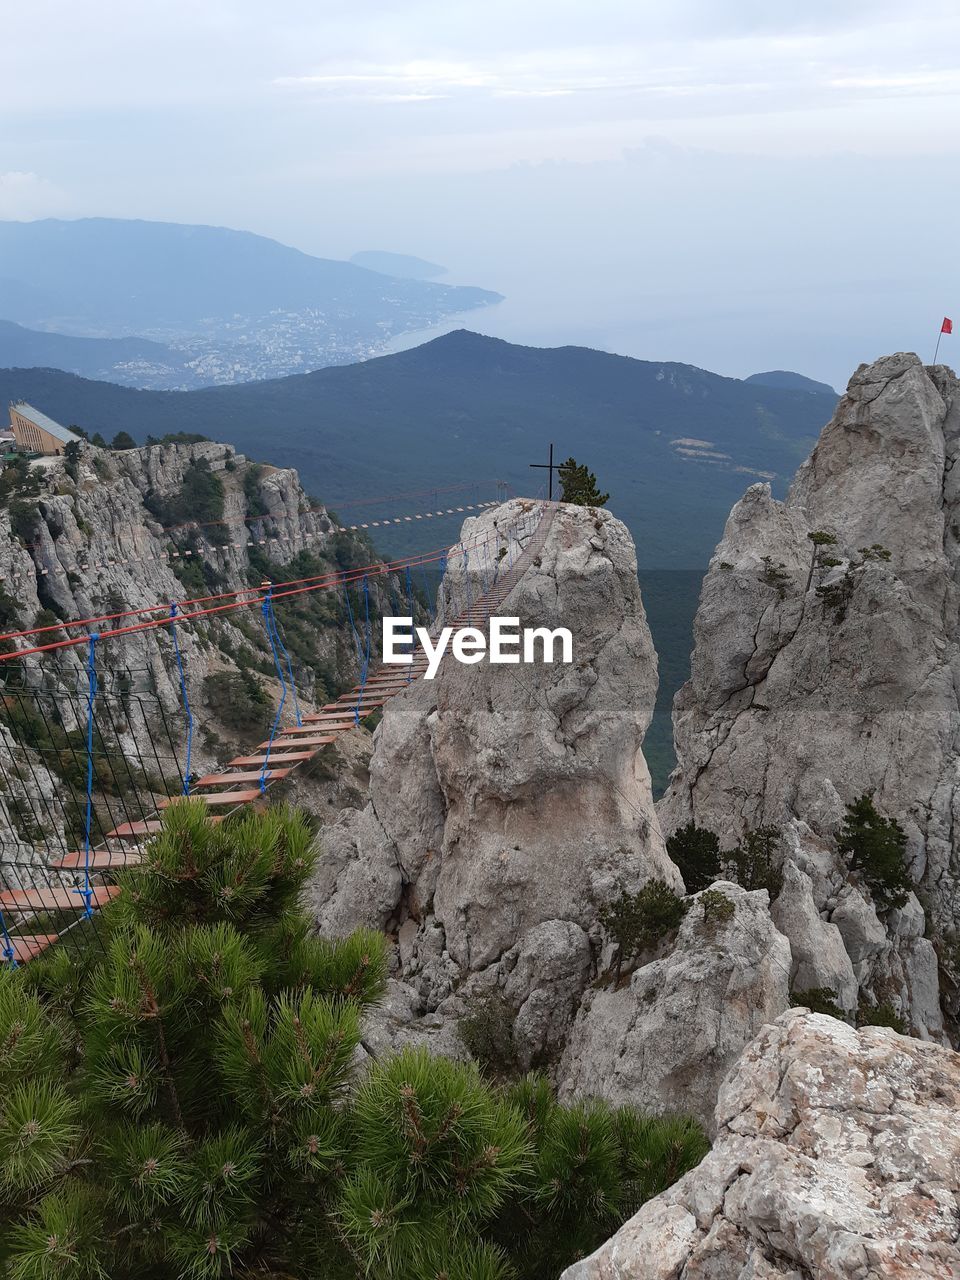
[49,851,143,870]
[0,885,121,911]
[107,817,223,839]
[194,769,291,786]
[256,734,336,749]
[273,727,353,737]
[159,789,262,808]
[9,934,60,962]
[301,715,364,726]
[229,749,318,766]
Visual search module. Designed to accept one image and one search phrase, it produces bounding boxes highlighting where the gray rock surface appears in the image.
[503,920,594,1070]
[311,500,678,1063]
[557,883,792,1130]
[0,439,390,878]
[358,978,468,1063]
[771,860,858,1014]
[561,1009,960,1280]
[659,353,960,1036]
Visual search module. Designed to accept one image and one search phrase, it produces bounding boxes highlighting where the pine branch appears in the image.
[129,951,187,1135]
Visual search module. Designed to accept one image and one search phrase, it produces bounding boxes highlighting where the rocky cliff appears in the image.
[308,501,798,1118]
[0,437,390,871]
[309,499,681,1069]
[660,354,960,1040]
[562,1010,960,1280]
[557,881,791,1131]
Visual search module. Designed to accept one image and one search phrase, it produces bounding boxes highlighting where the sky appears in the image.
[3,0,960,387]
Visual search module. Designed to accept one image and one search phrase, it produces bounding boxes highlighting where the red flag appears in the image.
[942,317,953,334]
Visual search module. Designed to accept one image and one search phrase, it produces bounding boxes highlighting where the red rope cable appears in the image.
[0,526,501,644]
[0,530,501,660]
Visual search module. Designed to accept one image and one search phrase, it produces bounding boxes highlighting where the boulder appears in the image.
[561,1009,960,1279]
[771,860,857,1014]
[557,883,791,1130]
[502,920,594,1070]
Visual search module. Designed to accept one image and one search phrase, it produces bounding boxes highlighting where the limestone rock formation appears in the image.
[771,860,858,1014]
[1,439,341,738]
[0,437,389,872]
[310,499,679,1066]
[561,1009,960,1280]
[659,353,960,1036]
[557,883,791,1130]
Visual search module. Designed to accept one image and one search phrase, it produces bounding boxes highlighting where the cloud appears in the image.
[272,21,960,124]
[0,171,68,219]
[275,56,584,100]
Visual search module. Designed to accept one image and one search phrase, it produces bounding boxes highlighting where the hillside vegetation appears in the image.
[0,330,835,568]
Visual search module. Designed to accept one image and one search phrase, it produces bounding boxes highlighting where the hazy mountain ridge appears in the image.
[745,368,838,396]
[349,250,447,279]
[0,218,501,381]
[0,330,836,566]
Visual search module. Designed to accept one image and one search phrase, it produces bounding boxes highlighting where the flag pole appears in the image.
[934,317,953,364]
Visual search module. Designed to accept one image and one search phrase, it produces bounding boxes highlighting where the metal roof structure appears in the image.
[10,401,82,446]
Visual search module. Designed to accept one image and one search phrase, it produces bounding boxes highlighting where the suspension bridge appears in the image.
[0,498,554,967]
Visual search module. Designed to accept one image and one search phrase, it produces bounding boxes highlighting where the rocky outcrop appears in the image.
[557,883,791,1130]
[310,500,679,1067]
[771,859,858,1014]
[2,440,341,728]
[659,354,960,1037]
[561,1009,960,1280]
[0,438,388,873]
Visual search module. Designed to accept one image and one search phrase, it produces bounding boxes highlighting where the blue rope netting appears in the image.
[387,571,404,620]
[259,586,288,793]
[404,566,416,682]
[75,632,99,917]
[354,575,372,726]
[343,582,363,662]
[419,559,435,622]
[438,552,449,624]
[169,604,193,795]
[0,909,17,967]
[269,608,302,728]
[462,546,472,616]
[479,541,491,595]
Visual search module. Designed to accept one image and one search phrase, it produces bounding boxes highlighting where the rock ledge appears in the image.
[562,1008,960,1279]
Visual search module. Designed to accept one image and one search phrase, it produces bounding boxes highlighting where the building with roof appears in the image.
[8,402,82,456]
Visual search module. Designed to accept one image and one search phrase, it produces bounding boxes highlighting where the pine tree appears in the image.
[490,1076,709,1278]
[837,793,912,911]
[805,530,838,592]
[557,458,609,507]
[2,801,709,1279]
[666,822,721,893]
[598,881,688,981]
[724,826,784,900]
[5,801,386,1279]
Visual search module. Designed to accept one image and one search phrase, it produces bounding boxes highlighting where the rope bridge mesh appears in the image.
[0,500,552,965]
[0,665,189,959]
